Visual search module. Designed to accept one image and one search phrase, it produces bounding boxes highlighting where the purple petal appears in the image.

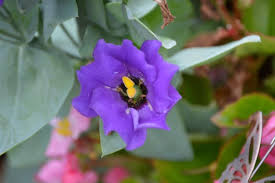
[126,107,169,150]
[168,85,182,107]
[126,128,147,150]
[141,40,181,113]
[121,40,156,82]
[93,39,124,62]
[72,70,99,117]
[92,40,128,87]
[134,105,170,130]
[73,40,128,117]
[72,96,98,117]
[130,108,139,131]
[0,0,3,6]
[140,40,162,65]
[90,87,137,148]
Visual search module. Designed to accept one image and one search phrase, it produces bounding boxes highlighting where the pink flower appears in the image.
[46,107,91,157]
[36,159,65,183]
[62,154,98,183]
[103,167,130,183]
[45,129,73,157]
[69,107,91,139]
[62,171,98,183]
[259,113,275,167]
[36,154,98,183]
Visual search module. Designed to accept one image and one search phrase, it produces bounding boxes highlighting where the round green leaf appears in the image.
[212,94,275,128]
[7,125,51,168]
[42,0,78,40]
[0,41,74,155]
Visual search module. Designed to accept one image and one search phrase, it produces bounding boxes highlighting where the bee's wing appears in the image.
[218,112,263,183]
[254,175,275,183]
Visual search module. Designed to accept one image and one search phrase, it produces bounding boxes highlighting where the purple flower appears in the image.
[72,39,181,150]
[0,0,3,6]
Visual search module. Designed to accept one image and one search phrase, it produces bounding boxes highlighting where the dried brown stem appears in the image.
[216,0,245,38]
[154,0,175,29]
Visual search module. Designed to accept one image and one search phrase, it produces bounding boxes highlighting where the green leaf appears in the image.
[0,9,17,32]
[180,101,219,134]
[127,0,157,18]
[0,41,74,155]
[212,94,275,128]
[4,163,41,183]
[106,2,125,23]
[235,35,275,57]
[106,0,157,22]
[105,6,128,38]
[122,178,141,183]
[5,0,39,42]
[154,139,222,183]
[57,80,80,118]
[264,76,275,97]
[215,132,246,178]
[122,4,176,49]
[16,0,38,13]
[142,0,204,55]
[79,25,102,58]
[99,119,126,157]
[77,0,109,31]
[168,35,261,71]
[51,18,81,58]
[7,80,80,168]
[242,0,275,36]
[157,35,177,49]
[79,25,122,58]
[131,102,193,161]
[7,125,51,168]
[181,74,213,105]
[42,0,78,40]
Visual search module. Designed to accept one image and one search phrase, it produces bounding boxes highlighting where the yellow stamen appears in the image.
[127,87,136,98]
[56,118,72,136]
[122,76,135,89]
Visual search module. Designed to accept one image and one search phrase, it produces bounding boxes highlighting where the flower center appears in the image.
[56,119,72,136]
[117,76,148,109]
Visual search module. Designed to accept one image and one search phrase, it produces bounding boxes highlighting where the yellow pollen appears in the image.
[127,87,136,98]
[56,118,72,136]
[122,76,135,89]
